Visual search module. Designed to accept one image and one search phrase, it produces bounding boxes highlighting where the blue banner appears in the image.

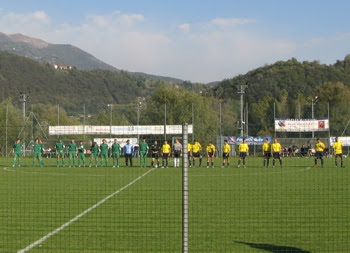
[227,136,272,145]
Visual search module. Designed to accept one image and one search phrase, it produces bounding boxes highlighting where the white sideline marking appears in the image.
[17,167,156,253]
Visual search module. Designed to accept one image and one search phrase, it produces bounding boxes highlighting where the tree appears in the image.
[0,99,23,156]
[316,82,350,135]
[142,84,219,143]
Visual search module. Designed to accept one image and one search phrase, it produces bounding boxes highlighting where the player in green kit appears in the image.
[78,141,86,167]
[99,139,109,167]
[139,138,149,167]
[89,142,99,167]
[33,138,44,167]
[68,139,77,167]
[12,138,22,167]
[39,139,45,166]
[55,139,65,167]
[111,139,121,168]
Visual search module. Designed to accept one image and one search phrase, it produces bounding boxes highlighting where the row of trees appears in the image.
[0,85,240,155]
[2,80,350,155]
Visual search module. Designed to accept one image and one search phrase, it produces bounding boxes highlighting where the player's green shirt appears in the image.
[100,143,109,154]
[112,143,121,153]
[56,142,65,151]
[140,142,149,152]
[33,143,42,153]
[68,143,77,153]
[90,145,99,155]
[78,144,84,154]
[13,143,22,153]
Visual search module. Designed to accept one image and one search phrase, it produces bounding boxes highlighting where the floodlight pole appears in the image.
[191,103,194,142]
[311,96,318,138]
[83,104,86,140]
[311,100,314,138]
[137,102,141,143]
[57,104,60,139]
[108,104,113,138]
[164,103,167,141]
[219,102,222,137]
[237,85,247,136]
[19,93,27,156]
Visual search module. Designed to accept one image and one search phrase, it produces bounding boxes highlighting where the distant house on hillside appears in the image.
[52,64,73,70]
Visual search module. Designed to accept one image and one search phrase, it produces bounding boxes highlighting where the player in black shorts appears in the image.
[151,140,160,168]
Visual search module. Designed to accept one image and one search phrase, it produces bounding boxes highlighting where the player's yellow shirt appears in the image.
[187,143,192,152]
[222,143,231,153]
[315,142,325,152]
[162,144,171,154]
[271,143,282,153]
[262,142,271,152]
[239,143,249,153]
[192,142,202,153]
[206,144,216,153]
[333,141,343,154]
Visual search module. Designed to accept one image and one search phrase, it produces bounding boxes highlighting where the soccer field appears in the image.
[0,156,349,252]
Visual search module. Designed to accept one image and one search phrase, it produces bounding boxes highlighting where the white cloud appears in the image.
[0,10,51,36]
[119,14,144,26]
[1,10,50,25]
[211,18,255,27]
[178,23,190,33]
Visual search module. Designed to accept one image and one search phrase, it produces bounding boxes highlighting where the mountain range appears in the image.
[0,32,183,84]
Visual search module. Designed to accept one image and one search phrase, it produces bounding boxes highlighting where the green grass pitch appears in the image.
[0,156,349,252]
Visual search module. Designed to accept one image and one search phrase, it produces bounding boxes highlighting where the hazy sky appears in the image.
[0,0,350,83]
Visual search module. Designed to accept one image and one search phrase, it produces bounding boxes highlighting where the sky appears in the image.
[0,0,350,83]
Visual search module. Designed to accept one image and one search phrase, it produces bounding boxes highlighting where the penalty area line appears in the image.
[17,167,156,253]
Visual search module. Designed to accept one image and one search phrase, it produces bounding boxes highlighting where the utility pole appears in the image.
[137,101,142,143]
[237,85,247,136]
[164,103,167,141]
[19,93,27,156]
[311,96,318,138]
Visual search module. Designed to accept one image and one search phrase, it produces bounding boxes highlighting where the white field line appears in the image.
[17,167,156,253]
[191,167,311,177]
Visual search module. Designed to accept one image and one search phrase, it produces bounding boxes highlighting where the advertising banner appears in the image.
[275,118,329,132]
[227,136,272,145]
[330,137,350,147]
[49,125,193,135]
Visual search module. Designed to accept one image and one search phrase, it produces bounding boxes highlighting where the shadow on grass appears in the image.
[234,241,311,253]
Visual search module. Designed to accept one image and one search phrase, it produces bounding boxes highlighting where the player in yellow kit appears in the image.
[314,138,325,168]
[333,137,344,167]
[161,140,171,168]
[271,138,282,168]
[262,138,271,167]
[192,140,202,167]
[237,139,249,168]
[206,141,216,168]
[188,142,193,167]
[222,139,231,168]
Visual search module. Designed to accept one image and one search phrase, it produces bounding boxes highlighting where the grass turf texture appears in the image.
[0,156,349,252]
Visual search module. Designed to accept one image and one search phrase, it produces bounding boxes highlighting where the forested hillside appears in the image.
[213,56,350,135]
[214,56,350,102]
[0,51,163,113]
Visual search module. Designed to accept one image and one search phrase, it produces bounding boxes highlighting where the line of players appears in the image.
[11,138,232,168]
[11,137,345,168]
[262,137,345,168]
